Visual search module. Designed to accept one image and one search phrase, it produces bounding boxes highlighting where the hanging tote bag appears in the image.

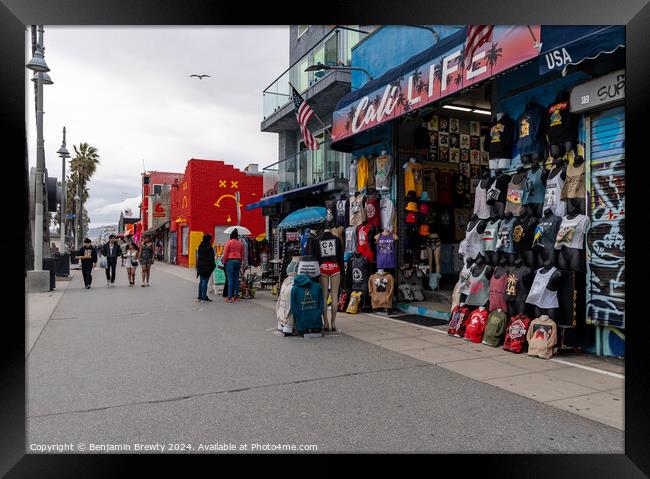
[99,257,107,269]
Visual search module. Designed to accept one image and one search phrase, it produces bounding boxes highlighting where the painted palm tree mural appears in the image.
[433,59,444,96]
[344,104,357,132]
[413,68,428,95]
[486,43,503,75]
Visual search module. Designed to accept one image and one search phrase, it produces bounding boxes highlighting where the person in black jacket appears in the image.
[196,234,216,303]
[101,234,122,287]
[76,238,98,289]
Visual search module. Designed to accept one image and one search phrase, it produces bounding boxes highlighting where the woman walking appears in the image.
[196,234,216,302]
[222,229,243,303]
[139,235,155,287]
[123,242,139,286]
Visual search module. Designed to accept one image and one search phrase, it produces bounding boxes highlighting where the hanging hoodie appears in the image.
[516,103,546,157]
[290,274,324,334]
[276,275,296,334]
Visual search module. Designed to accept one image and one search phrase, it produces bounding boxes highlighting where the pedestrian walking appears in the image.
[101,234,121,287]
[119,238,128,266]
[196,234,216,303]
[222,228,243,303]
[123,242,139,286]
[75,238,97,289]
[139,235,155,287]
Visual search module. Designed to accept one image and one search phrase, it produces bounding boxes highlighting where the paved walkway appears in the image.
[25,263,624,453]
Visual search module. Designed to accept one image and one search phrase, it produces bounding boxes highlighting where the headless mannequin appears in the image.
[531,259,563,321]
[318,228,342,332]
[520,101,543,165]
[524,161,545,218]
[459,257,475,304]
[493,257,509,280]
[566,155,586,215]
[489,169,506,217]
[535,208,559,267]
[517,210,538,268]
[502,211,518,265]
[556,210,587,272]
[509,257,533,317]
[548,91,577,160]
[372,268,394,314]
[470,254,493,308]
[467,214,488,236]
[547,158,567,181]
[485,214,503,267]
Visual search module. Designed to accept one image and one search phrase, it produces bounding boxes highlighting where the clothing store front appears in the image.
[324,25,624,356]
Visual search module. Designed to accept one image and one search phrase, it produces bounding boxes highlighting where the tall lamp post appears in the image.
[26,26,50,274]
[57,127,70,253]
[74,191,81,249]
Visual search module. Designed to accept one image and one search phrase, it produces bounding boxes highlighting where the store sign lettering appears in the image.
[544,47,573,70]
[570,69,625,113]
[352,84,399,133]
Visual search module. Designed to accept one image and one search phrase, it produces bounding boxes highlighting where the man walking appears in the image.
[102,234,121,287]
[75,238,97,289]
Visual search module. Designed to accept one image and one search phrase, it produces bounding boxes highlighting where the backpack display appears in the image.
[448,305,470,336]
[463,308,489,343]
[503,314,532,353]
[346,291,363,314]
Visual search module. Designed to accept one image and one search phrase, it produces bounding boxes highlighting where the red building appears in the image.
[169,159,265,267]
[141,171,185,232]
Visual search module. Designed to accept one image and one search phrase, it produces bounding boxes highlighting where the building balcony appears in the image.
[261,26,369,133]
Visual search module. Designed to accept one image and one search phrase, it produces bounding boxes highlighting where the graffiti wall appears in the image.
[586,105,625,333]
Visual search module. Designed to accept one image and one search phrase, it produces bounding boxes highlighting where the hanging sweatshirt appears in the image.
[290,274,324,334]
[276,275,295,334]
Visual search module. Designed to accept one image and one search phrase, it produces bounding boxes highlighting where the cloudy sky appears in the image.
[26,26,288,228]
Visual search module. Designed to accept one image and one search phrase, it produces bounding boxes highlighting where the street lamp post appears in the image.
[74,190,81,249]
[26,25,50,272]
[57,127,70,253]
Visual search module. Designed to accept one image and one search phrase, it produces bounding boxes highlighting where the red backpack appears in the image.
[448,305,471,337]
[463,308,489,343]
[503,314,532,353]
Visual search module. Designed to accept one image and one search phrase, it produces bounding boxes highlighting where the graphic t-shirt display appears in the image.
[357,223,375,262]
[374,152,393,190]
[348,255,370,294]
[554,214,590,250]
[546,100,576,145]
[522,167,545,205]
[467,266,490,306]
[504,176,526,216]
[473,181,491,219]
[365,195,381,228]
[525,267,560,309]
[349,194,366,226]
[376,233,397,269]
[543,171,566,217]
[368,272,395,309]
[464,308,489,343]
[513,215,538,253]
[532,214,562,250]
[503,314,532,353]
[344,226,357,258]
[486,174,511,204]
[448,305,471,337]
[489,271,508,312]
[516,103,545,157]
[336,197,349,227]
[527,315,558,359]
[561,161,586,199]
[349,161,358,194]
[481,218,501,253]
[482,309,508,347]
[487,115,515,159]
[380,197,395,230]
[496,216,517,253]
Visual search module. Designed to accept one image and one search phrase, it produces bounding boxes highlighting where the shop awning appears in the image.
[245,177,347,210]
[244,193,285,211]
[330,25,543,148]
[538,26,625,76]
[142,221,169,237]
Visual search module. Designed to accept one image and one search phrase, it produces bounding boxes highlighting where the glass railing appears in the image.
[262,26,370,120]
[261,140,349,195]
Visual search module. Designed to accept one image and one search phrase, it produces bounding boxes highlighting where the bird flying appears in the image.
[190,74,210,80]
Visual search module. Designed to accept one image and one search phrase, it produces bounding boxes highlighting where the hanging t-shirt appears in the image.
[532,214,562,250]
[357,223,375,262]
[481,218,501,253]
[505,265,532,303]
[365,195,381,228]
[546,100,577,145]
[374,153,393,190]
[436,170,453,206]
[496,216,517,253]
[543,169,566,217]
[404,161,424,196]
[485,173,511,204]
[554,214,590,250]
[504,175,526,216]
[349,195,366,226]
[516,103,545,157]
[561,162,586,199]
[380,197,395,230]
[336,198,349,227]
[489,270,508,312]
[344,226,357,258]
[376,233,397,269]
[348,255,370,293]
[366,156,376,191]
[349,161,358,194]
[522,167,546,205]
[526,267,560,309]
[473,181,491,219]
[357,156,369,193]
[452,173,470,207]
[512,215,538,253]
[486,115,515,159]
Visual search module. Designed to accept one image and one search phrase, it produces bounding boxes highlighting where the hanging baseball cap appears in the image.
[405,190,418,203]
[420,191,431,202]
[419,224,430,236]
[418,202,430,215]
[405,212,418,223]
[405,201,418,212]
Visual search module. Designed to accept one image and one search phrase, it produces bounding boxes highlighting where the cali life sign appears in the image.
[332,25,542,142]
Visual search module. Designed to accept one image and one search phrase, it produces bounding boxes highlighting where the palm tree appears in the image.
[70,142,100,239]
[345,104,357,132]
[433,59,444,96]
[456,50,466,88]
[454,71,463,89]
[485,43,503,75]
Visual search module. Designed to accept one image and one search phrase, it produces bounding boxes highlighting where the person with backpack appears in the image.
[196,234,216,303]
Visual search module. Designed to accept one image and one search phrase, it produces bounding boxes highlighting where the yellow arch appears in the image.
[214,194,242,208]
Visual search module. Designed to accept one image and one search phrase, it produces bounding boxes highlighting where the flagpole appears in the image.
[288,81,329,131]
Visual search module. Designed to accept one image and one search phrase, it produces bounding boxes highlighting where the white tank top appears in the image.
[543,171,566,217]
[460,221,483,260]
[473,183,491,219]
[525,267,559,309]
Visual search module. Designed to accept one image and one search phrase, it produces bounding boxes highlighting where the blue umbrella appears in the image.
[278,206,327,229]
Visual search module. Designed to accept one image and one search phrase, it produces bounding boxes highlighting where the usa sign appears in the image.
[332,25,541,142]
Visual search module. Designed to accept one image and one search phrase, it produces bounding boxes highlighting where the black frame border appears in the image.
[2,0,649,476]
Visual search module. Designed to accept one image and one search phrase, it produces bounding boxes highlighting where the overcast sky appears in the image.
[26,26,288,228]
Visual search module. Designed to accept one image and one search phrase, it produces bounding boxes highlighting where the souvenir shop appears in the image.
[303,25,625,356]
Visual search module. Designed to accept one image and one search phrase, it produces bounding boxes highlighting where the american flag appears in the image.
[465,25,494,61]
[290,85,320,150]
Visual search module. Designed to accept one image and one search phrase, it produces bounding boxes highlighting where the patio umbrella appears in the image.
[223,225,251,236]
[278,206,327,229]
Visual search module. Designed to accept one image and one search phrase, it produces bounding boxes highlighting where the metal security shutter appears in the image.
[586,105,625,328]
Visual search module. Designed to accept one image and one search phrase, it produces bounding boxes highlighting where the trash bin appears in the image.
[54,253,70,277]
[70,253,79,265]
[42,257,57,291]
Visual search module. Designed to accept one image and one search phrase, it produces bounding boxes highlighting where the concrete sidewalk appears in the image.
[247,284,624,430]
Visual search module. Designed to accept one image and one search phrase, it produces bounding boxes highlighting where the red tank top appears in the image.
[489,272,508,312]
[357,224,375,262]
[365,196,381,228]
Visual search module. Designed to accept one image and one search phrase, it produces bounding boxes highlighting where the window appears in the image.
[153,184,162,196]
[181,226,189,255]
[298,25,309,38]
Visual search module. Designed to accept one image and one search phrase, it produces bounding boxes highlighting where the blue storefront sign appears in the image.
[539,26,624,75]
